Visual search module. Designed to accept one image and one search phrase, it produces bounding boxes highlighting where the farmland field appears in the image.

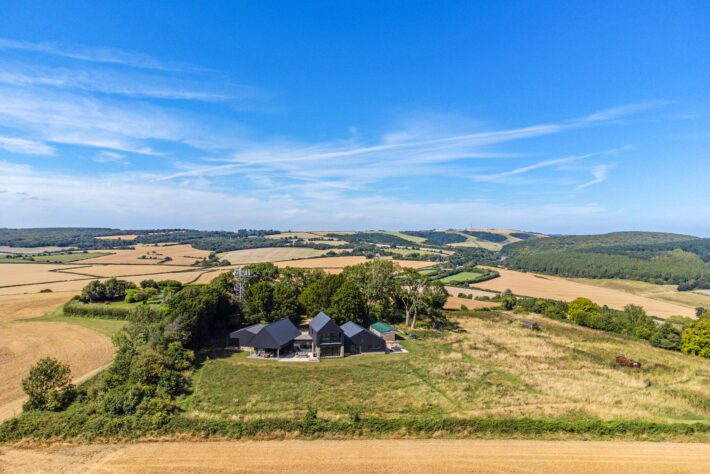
[220,247,328,264]
[0,320,115,422]
[94,234,139,241]
[186,310,710,423]
[81,244,210,265]
[0,292,77,322]
[1,252,110,263]
[3,440,710,473]
[53,264,196,278]
[438,271,484,284]
[0,264,87,287]
[571,278,710,310]
[476,268,696,318]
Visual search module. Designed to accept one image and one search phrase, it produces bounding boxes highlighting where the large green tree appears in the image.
[342,260,399,318]
[271,282,302,323]
[243,281,274,324]
[328,280,367,325]
[22,357,74,411]
[567,297,602,325]
[681,313,710,357]
[298,274,345,318]
[398,268,428,328]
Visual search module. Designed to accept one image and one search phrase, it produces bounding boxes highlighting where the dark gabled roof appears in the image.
[229,323,264,346]
[341,321,366,338]
[341,321,385,347]
[249,317,300,349]
[309,312,333,332]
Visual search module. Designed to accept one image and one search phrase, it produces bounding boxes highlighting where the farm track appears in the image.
[2,440,709,473]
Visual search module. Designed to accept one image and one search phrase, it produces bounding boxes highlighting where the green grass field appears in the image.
[29,307,128,337]
[438,271,484,283]
[2,252,109,263]
[184,310,710,424]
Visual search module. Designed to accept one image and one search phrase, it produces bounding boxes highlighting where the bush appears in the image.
[681,313,710,357]
[22,357,75,411]
[63,300,133,319]
[79,278,136,302]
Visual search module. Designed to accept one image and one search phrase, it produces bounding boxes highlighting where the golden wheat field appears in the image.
[94,234,139,241]
[2,440,709,473]
[443,296,498,310]
[82,244,210,265]
[54,264,196,279]
[0,321,114,422]
[0,292,77,322]
[220,247,328,264]
[0,264,87,287]
[475,268,695,318]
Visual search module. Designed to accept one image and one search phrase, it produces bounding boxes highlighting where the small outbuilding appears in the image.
[370,321,397,347]
[341,321,386,354]
[249,317,301,358]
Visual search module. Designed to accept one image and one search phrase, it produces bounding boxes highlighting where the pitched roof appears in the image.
[341,321,366,338]
[229,323,265,346]
[249,318,301,349]
[309,311,334,332]
[370,321,396,333]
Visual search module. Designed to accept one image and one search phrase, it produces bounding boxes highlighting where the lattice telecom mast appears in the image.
[233,267,252,302]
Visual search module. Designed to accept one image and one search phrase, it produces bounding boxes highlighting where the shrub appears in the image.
[22,357,75,411]
[681,313,710,357]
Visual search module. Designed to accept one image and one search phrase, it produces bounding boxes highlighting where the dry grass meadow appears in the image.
[2,439,710,473]
[187,310,710,425]
[475,268,696,318]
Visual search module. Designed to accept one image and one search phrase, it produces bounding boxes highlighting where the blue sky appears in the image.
[0,1,708,235]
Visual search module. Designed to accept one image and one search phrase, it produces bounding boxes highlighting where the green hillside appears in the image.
[502,232,710,290]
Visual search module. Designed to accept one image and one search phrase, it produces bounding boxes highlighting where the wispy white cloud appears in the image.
[0,62,263,102]
[0,136,55,155]
[472,146,630,184]
[576,164,614,190]
[0,38,180,71]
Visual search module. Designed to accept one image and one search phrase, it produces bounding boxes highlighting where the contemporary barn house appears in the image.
[229,323,265,349]
[229,312,388,360]
[308,311,345,358]
[244,317,301,358]
[341,321,386,354]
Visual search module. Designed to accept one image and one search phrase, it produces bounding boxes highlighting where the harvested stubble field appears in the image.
[274,256,434,271]
[187,310,710,423]
[476,268,695,318]
[220,247,328,264]
[94,234,139,241]
[571,278,710,310]
[53,264,196,278]
[444,296,498,310]
[82,244,210,265]
[2,440,710,473]
[0,264,87,287]
[0,292,77,322]
[0,320,114,422]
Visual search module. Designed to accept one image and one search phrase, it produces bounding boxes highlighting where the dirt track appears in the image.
[2,440,709,473]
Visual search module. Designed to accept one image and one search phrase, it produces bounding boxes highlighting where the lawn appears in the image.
[185,310,710,424]
[438,271,484,284]
[1,252,110,263]
[29,307,128,337]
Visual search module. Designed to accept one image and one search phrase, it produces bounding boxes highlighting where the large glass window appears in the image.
[319,332,340,343]
[320,346,341,357]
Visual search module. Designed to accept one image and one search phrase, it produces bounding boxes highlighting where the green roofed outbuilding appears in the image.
[369,321,397,346]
